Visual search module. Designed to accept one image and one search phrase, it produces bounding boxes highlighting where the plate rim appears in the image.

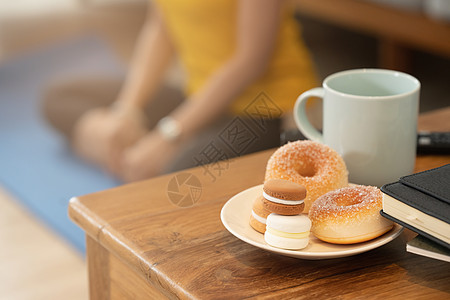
[220,184,403,260]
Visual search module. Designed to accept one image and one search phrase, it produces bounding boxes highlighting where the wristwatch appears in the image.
[157,116,182,142]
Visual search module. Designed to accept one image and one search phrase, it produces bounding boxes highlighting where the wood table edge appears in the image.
[69,196,193,299]
[68,197,105,242]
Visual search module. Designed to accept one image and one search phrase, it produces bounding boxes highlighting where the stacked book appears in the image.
[380,164,450,262]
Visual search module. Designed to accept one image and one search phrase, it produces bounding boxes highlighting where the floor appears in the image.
[0,186,88,300]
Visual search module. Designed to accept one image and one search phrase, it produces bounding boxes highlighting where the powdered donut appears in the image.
[309,185,394,244]
[265,141,348,212]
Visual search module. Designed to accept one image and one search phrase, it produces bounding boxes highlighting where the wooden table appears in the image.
[70,107,450,299]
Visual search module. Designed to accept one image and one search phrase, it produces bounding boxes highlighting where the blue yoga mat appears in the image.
[0,36,125,253]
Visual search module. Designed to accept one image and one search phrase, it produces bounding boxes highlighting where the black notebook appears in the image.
[401,164,450,205]
[407,234,450,262]
[381,164,450,249]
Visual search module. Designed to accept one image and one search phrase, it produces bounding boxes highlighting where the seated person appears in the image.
[43,0,318,182]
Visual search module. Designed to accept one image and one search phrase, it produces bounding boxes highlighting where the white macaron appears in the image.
[264,213,311,250]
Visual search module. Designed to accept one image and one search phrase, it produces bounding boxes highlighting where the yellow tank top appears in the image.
[155,0,318,116]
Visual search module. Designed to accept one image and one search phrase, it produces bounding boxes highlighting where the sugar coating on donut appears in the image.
[265,141,348,212]
[309,185,394,244]
[309,185,381,222]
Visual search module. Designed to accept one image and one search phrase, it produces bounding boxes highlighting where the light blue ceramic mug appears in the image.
[294,69,420,186]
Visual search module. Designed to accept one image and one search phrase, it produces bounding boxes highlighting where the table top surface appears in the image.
[70,107,450,299]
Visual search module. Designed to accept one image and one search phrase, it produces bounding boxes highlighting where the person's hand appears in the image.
[119,130,180,182]
[72,106,147,174]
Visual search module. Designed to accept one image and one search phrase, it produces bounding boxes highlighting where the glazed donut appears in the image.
[309,185,394,244]
[265,141,348,212]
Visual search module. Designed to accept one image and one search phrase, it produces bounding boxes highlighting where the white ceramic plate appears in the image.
[220,184,403,260]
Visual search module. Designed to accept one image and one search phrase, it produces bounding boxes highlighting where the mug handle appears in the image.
[293,87,324,142]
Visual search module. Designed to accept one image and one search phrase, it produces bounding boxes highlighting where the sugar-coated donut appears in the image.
[262,179,306,215]
[265,141,348,212]
[309,185,394,244]
[264,213,311,250]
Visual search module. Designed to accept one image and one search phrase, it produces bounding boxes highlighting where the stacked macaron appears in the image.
[249,196,271,233]
[259,179,311,250]
[262,179,306,215]
[265,214,311,250]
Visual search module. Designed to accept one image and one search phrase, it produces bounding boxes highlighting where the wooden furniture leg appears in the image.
[86,236,110,300]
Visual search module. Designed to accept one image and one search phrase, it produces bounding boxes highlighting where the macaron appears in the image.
[264,213,311,250]
[262,179,306,215]
[249,196,272,233]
